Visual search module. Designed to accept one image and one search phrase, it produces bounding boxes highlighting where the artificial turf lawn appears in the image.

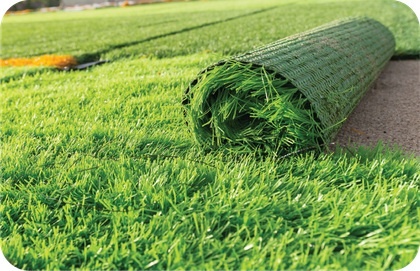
[1,0,420,269]
[1,53,419,270]
[104,0,419,61]
[1,0,419,62]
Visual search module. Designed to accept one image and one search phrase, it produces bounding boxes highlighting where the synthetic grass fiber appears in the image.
[184,17,395,155]
[2,1,419,269]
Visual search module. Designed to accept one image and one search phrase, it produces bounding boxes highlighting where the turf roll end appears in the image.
[184,60,324,155]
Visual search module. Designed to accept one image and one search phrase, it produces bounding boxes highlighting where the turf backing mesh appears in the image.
[183,17,395,155]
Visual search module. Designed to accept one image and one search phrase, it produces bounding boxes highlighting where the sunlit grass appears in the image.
[104,0,419,60]
[1,0,418,61]
[1,53,419,270]
[1,0,419,269]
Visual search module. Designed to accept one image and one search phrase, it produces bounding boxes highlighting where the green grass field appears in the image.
[1,0,419,270]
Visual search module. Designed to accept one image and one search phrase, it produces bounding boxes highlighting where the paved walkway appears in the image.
[332,60,420,157]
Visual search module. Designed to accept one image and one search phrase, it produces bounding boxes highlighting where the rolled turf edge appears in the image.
[183,17,396,156]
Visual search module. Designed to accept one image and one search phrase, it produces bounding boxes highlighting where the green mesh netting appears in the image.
[183,17,395,155]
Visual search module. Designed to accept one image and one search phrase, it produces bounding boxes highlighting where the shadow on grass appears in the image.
[391,50,420,60]
[75,7,278,63]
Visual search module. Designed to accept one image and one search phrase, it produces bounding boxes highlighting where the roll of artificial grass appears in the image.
[183,17,395,155]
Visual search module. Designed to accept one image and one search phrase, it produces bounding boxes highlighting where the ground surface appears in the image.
[334,60,420,156]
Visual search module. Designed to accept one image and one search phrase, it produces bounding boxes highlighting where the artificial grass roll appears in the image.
[183,17,395,155]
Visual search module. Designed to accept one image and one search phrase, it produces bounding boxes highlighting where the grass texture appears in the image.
[1,53,419,270]
[1,0,418,62]
[184,61,323,155]
[1,0,420,269]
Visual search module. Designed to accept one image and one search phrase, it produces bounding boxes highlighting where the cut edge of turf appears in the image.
[183,59,326,156]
